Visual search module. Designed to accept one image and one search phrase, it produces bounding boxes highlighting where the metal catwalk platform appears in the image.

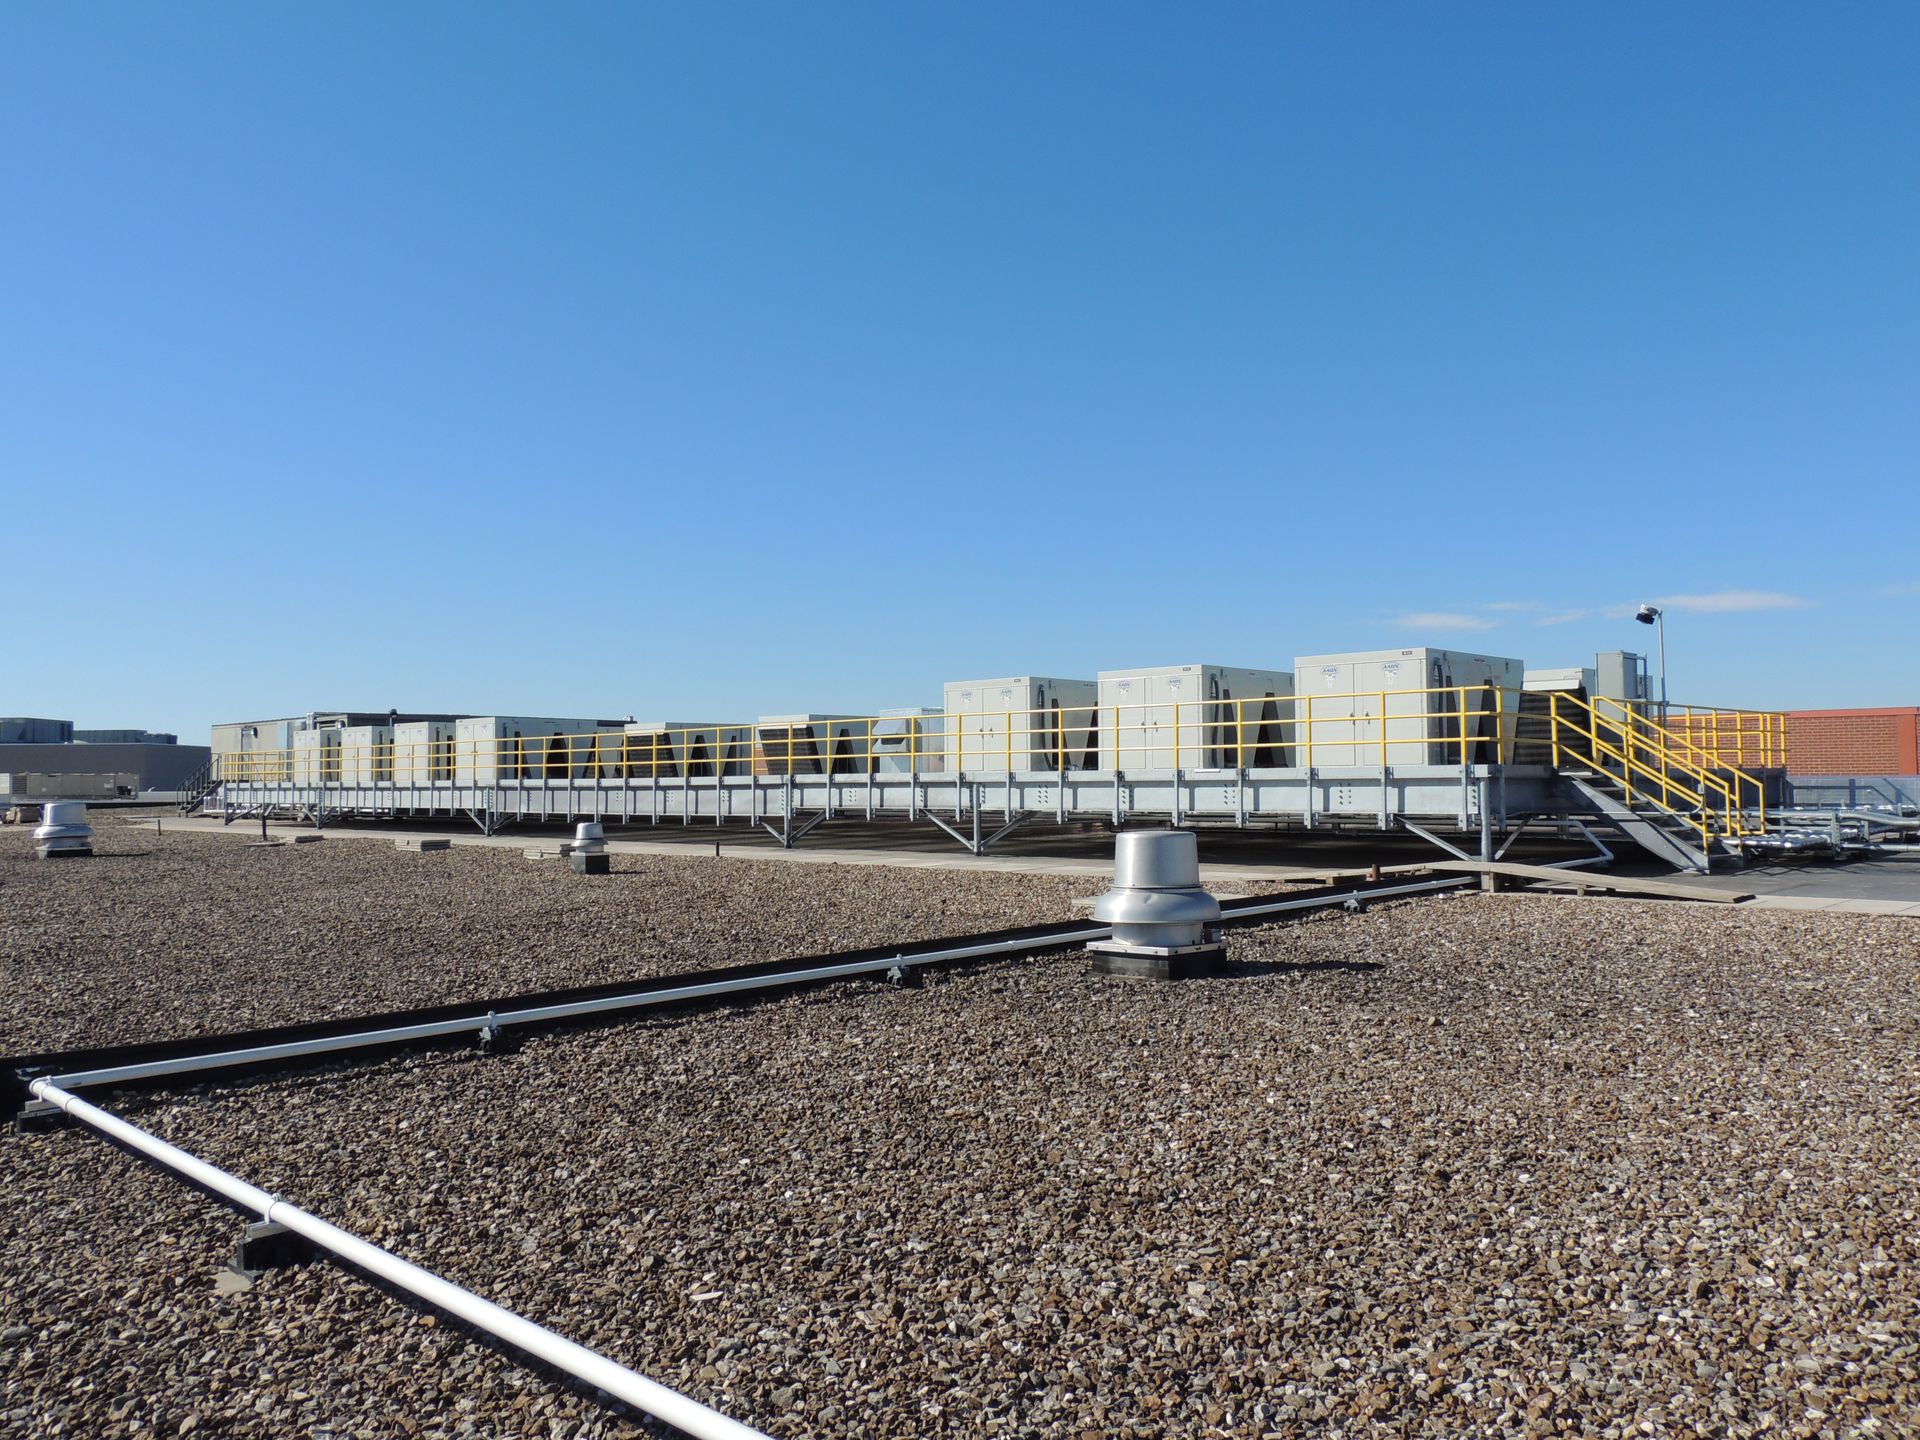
[213,764,1564,855]
[203,687,1796,869]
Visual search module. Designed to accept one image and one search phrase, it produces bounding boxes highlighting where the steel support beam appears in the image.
[1401,819,1477,863]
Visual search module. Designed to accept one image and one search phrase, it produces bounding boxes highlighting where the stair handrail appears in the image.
[1654,701,1788,771]
[1612,700,1770,834]
[1545,691,1747,811]
[1547,693,1736,849]
[176,755,221,814]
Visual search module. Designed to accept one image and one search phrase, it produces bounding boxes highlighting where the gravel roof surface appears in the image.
[0,821,1090,1053]
[6,839,1918,1439]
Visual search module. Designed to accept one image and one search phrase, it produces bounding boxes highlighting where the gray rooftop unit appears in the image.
[291,728,342,784]
[393,721,458,784]
[0,718,73,745]
[1292,648,1525,766]
[754,715,867,776]
[1096,664,1294,771]
[1594,651,1651,706]
[453,717,623,784]
[1523,666,1595,694]
[0,771,137,800]
[941,677,1098,774]
[212,719,299,781]
[622,722,753,779]
[871,708,947,774]
[338,725,395,785]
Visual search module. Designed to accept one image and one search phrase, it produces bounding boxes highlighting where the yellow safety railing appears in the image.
[213,686,1535,784]
[1652,702,1787,771]
[210,688,1789,800]
[1546,691,1771,846]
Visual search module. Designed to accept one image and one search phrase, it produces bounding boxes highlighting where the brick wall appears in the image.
[1785,708,1920,776]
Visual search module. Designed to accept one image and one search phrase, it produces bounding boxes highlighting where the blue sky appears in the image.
[4,3,1915,741]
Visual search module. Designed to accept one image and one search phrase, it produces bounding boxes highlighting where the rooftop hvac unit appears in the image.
[393,721,458,784]
[0,718,74,745]
[621,723,753,779]
[941,677,1098,774]
[1518,669,1593,766]
[1291,649,1524,766]
[1097,664,1294,771]
[338,725,394,785]
[453,717,622,784]
[291,728,342,784]
[0,771,138,800]
[1523,667,1596,694]
[213,719,297,781]
[871,708,947,774]
[1593,651,1651,706]
[754,716,868,776]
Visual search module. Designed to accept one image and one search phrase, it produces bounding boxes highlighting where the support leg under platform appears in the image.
[762,810,827,849]
[229,1220,315,1278]
[927,809,1034,856]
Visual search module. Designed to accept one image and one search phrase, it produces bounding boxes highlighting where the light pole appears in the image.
[1635,604,1667,725]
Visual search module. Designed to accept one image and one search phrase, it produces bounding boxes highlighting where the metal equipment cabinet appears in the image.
[453,717,621,784]
[871,708,947,774]
[338,725,394,785]
[621,723,753,779]
[1291,649,1525,766]
[941,677,1098,773]
[1096,664,1293,771]
[754,716,867,776]
[291,728,342,784]
[392,721,458,784]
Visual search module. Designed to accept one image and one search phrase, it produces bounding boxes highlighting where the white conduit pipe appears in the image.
[43,928,1105,1091]
[45,878,1471,1094]
[28,1078,776,1440]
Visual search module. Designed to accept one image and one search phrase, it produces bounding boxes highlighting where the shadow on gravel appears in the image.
[1219,959,1384,977]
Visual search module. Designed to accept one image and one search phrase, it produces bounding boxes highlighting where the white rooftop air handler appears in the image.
[453,717,621,784]
[621,723,753,779]
[338,725,394,785]
[1594,651,1651,706]
[755,715,868,776]
[1097,664,1294,771]
[392,721,458,784]
[1523,667,1596,694]
[871,708,946,774]
[941,677,1097,774]
[214,719,297,782]
[1292,648,1524,766]
[291,728,341,784]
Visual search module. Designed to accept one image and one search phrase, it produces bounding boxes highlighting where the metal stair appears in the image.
[1561,769,1720,873]
[177,759,220,816]
[1514,690,1559,766]
[1540,690,1772,874]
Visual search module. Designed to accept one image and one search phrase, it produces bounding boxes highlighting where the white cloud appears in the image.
[1535,609,1589,626]
[1484,601,1537,613]
[1880,581,1920,599]
[1649,590,1810,615]
[1392,611,1498,631]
